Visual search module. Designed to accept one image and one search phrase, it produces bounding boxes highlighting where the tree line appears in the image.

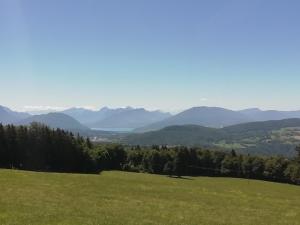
[0,123,299,185]
[92,145,300,184]
[0,123,93,172]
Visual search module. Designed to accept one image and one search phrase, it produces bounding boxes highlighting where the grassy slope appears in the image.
[0,170,300,225]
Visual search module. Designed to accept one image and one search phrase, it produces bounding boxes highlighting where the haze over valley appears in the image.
[2,104,300,156]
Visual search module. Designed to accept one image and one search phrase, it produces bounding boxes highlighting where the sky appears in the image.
[0,0,300,112]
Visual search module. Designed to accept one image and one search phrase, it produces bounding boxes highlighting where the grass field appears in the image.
[0,169,300,225]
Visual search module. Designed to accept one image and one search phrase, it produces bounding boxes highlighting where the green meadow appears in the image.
[0,169,299,225]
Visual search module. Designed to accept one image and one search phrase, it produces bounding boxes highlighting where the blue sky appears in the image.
[0,0,300,112]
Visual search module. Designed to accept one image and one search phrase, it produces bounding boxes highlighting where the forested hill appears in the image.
[124,119,300,156]
[126,125,219,146]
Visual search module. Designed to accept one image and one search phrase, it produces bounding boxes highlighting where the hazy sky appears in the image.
[1,0,300,112]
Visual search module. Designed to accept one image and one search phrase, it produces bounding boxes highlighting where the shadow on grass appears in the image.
[166,175,193,180]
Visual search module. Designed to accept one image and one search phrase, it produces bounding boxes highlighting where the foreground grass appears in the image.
[0,169,299,225]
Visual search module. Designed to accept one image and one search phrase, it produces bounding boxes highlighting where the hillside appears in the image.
[127,125,219,146]
[223,118,300,136]
[125,119,300,156]
[135,107,251,132]
[0,169,299,225]
[0,105,30,124]
[16,112,89,131]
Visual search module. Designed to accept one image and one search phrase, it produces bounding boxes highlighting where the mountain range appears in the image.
[238,108,300,121]
[135,107,251,132]
[2,105,300,133]
[62,107,171,129]
[0,105,171,131]
[62,107,128,125]
[135,107,300,132]
[87,108,171,129]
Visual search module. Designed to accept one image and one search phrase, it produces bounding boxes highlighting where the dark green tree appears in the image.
[173,148,189,177]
